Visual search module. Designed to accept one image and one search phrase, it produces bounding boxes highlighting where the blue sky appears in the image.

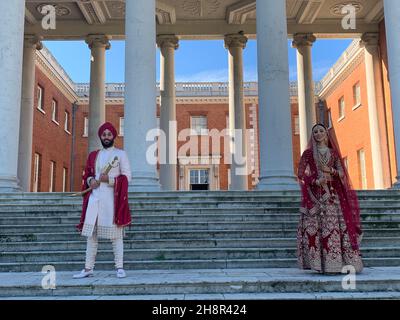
[44,39,353,83]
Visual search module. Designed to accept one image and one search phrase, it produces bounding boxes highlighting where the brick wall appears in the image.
[31,67,73,192]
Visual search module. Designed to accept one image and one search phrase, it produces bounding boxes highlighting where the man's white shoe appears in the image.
[73,269,94,279]
[116,268,126,278]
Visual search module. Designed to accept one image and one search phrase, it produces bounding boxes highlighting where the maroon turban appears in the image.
[98,122,117,139]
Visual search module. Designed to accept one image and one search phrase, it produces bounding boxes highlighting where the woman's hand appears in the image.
[321,165,331,174]
[316,177,327,186]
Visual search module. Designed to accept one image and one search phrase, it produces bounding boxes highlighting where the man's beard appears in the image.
[101,139,114,149]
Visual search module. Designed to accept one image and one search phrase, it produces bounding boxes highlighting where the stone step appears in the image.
[1,236,398,252]
[2,205,400,216]
[2,247,399,264]
[1,267,400,298]
[0,189,398,200]
[1,257,400,273]
[4,291,400,300]
[2,220,400,234]
[3,212,400,225]
[1,228,399,242]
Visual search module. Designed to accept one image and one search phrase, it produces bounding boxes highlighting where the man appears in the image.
[73,122,131,279]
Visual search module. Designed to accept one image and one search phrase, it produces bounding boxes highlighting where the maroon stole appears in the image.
[76,150,131,232]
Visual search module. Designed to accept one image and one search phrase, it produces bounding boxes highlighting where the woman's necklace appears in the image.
[317,146,330,166]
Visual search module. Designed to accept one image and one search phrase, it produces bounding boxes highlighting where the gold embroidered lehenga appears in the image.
[297,125,363,274]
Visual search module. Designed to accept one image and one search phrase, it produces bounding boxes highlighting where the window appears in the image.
[62,167,68,192]
[33,153,41,192]
[37,85,45,112]
[83,117,88,137]
[338,97,345,120]
[64,111,70,133]
[353,82,361,108]
[343,157,349,170]
[226,115,229,130]
[51,100,58,123]
[49,161,56,192]
[190,169,209,184]
[294,115,300,135]
[119,117,124,136]
[327,110,332,129]
[357,149,367,190]
[191,116,207,135]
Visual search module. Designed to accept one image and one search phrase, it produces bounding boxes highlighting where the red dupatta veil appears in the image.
[298,124,362,250]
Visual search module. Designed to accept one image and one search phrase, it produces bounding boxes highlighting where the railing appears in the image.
[75,81,322,98]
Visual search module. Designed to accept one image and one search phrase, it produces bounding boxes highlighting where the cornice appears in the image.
[318,48,364,99]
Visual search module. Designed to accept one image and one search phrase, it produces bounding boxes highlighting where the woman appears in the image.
[297,123,363,274]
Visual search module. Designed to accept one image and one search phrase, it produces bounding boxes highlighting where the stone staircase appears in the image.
[1,190,400,298]
[1,190,400,272]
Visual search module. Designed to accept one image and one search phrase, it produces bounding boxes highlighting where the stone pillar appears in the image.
[361,33,385,189]
[292,33,317,153]
[125,0,160,191]
[0,0,25,192]
[224,34,248,190]
[86,35,110,152]
[384,0,400,188]
[255,0,298,190]
[157,35,179,191]
[18,35,43,192]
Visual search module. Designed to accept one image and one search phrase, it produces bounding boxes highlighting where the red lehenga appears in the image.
[297,127,363,274]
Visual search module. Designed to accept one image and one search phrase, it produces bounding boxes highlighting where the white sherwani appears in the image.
[81,146,131,239]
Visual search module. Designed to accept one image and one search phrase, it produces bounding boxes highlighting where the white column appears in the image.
[292,33,317,153]
[255,0,298,190]
[0,0,25,192]
[86,35,110,152]
[361,33,385,189]
[125,0,160,191]
[18,35,43,192]
[224,34,248,190]
[157,35,179,191]
[384,0,400,188]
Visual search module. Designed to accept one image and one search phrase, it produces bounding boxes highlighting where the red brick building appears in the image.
[30,21,396,192]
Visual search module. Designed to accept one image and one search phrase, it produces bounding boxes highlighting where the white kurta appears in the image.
[81,146,131,239]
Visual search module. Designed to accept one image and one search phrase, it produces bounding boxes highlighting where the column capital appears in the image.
[24,35,43,50]
[86,34,111,50]
[292,33,316,48]
[156,35,179,49]
[224,33,248,49]
[360,32,380,47]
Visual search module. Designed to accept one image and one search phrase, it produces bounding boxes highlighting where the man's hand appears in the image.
[89,178,100,189]
[99,173,109,183]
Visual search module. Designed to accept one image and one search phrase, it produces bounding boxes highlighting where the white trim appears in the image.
[37,107,46,115]
[337,115,345,123]
[62,167,67,192]
[49,161,55,192]
[83,117,89,137]
[52,119,60,126]
[352,103,362,111]
[33,153,40,193]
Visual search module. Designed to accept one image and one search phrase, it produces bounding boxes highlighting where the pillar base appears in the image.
[129,171,161,192]
[255,173,299,191]
[0,175,22,192]
[392,178,400,189]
